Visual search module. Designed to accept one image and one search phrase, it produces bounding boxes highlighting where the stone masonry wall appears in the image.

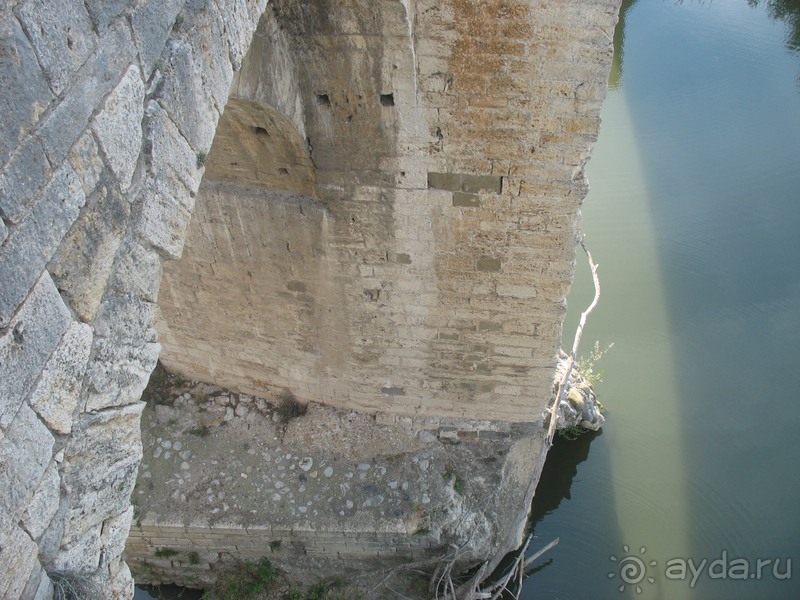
[0,1,266,597]
[157,0,622,423]
[0,0,621,598]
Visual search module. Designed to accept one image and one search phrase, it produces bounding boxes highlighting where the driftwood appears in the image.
[442,237,601,600]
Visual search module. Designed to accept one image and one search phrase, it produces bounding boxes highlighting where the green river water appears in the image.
[522,0,800,598]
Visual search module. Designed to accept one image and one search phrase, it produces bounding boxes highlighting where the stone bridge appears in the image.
[0,0,620,597]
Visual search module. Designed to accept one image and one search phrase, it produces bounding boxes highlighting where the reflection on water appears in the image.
[134,584,203,600]
[749,0,800,55]
[522,0,800,598]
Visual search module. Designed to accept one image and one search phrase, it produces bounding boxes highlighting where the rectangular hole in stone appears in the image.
[380,94,395,107]
[316,94,331,106]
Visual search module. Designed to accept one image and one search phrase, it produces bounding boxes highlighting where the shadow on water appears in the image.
[610,0,800,597]
[134,584,204,600]
[526,431,604,537]
[516,426,624,599]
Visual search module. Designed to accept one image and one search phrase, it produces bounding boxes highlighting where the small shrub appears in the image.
[557,425,587,441]
[276,390,306,423]
[154,547,178,559]
[138,561,155,575]
[453,480,465,494]
[196,151,209,167]
[188,552,200,565]
[202,558,276,600]
[576,341,614,384]
[189,424,209,438]
[173,14,184,31]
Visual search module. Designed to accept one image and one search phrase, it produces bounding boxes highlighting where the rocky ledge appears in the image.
[126,366,546,591]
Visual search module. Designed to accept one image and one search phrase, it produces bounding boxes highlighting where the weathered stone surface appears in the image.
[21,560,52,600]
[0,162,85,324]
[145,100,203,194]
[36,492,69,567]
[99,506,132,567]
[36,23,135,165]
[52,523,101,571]
[0,274,71,428]
[135,100,202,258]
[92,293,155,342]
[155,28,223,153]
[67,130,104,196]
[107,556,134,600]
[0,403,55,522]
[31,569,54,600]
[0,15,52,170]
[84,339,160,412]
[92,64,144,193]
[0,135,51,224]
[0,216,7,243]
[108,236,163,303]
[214,0,267,70]
[21,460,60,540]
[61,402,144,546]
[84,0,128,34]
[129,0,184,75]
[50,185,130,322]
[27,321,93,434]
[17,0,97,96]
[0,524,39,600]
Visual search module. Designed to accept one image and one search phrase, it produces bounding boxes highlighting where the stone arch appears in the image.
[202,97,316,195]
[0,0,621,594]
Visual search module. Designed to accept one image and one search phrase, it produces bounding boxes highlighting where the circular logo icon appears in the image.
[609,545,657,593]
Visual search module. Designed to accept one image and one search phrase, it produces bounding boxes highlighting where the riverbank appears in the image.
[127,365,546,595]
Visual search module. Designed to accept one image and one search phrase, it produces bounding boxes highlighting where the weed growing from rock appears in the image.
[189,424,210,438]
[557,425,588,441]
[276,390,307,423]
[576,340,614,384]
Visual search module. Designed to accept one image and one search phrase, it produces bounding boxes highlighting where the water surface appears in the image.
[523,0,800,598]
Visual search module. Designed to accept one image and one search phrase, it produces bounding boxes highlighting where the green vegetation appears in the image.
[154,548,179,559]
[188,552,200,565]
[576,341,614,385]
[276,390,307,423]
[557,425,588,441]
[189,424,210,438]
[202,559,363,600]
[196,151,209,167]
[202,558,276,600]
[453,479,465,494]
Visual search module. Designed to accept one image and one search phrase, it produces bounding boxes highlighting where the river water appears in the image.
[521,0,800,598]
